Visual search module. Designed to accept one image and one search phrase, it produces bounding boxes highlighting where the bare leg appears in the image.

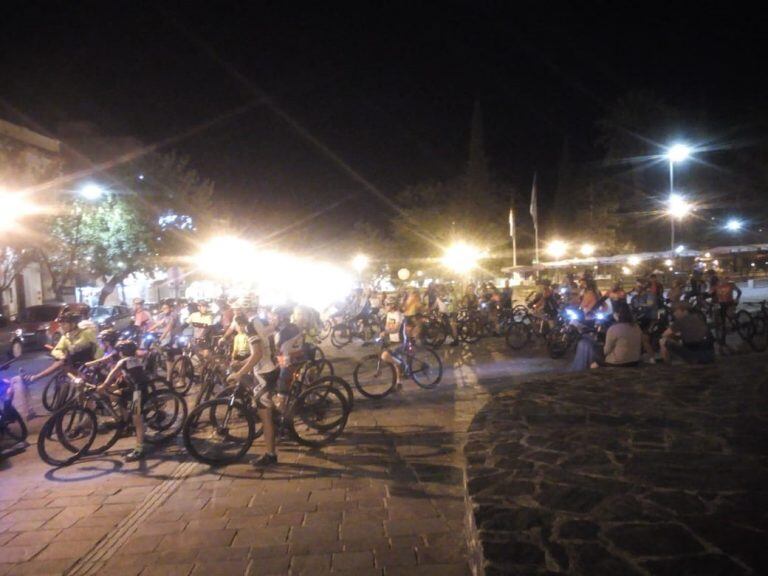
[381,351,402,384]
[258,406,277,455]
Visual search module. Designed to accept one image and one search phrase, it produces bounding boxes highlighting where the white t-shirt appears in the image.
[385,311,404,342]
[229,317,276,375]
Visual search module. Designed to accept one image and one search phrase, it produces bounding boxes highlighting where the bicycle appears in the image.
[0,360,27,454]
[712,302,755,345]
[183,371,351,465]
[352,337,442,399]
[37,373,187,467]
[330,313,381,348]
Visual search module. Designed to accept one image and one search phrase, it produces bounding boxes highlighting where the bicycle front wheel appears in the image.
[289,384,349,448]
[170,356,195,395]
[310,375,354,411]
[142,389,188,444]
[352,354,396,399]
[0,405,27,446]
[37,407,96,467]
[505,321,532,350]
[183,398,255,465]
[407,346,443,389]
[734,309,755,341]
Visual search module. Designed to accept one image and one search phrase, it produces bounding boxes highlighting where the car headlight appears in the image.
[14,329,23,337]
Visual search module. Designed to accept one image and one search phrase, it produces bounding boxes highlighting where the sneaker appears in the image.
[253,453,278,467]
[125,447,145,462]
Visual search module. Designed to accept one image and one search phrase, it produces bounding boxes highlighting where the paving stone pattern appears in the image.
[464,354,768,575]
[0,344,490,576]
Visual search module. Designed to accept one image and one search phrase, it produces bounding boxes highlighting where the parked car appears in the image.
[90,305,133,332]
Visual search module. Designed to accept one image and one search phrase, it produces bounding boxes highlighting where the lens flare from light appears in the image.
[441,242,483,274]
[668,194,691,220]
[628,256,641,266]
[725,219,743,232]
[0,189,40,231]
[667,144,691,163]
[546,240,568,259]
[580,243,595,257]
[352,254,370,272]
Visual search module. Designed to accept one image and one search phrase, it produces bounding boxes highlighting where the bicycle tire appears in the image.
[143,389,188,444]
[310,375,354,411]
[42,373,69,412]
[170,356,195,395]
[318,320,333,342]
[85,396,125,455]
[214,386,264,439]
[289,384,349,448]
[1,405,27,445]
[183,398,255,465]
[352,354,396,399]
[505,321,532,350]
[330,324,351,349]
[734,309,756,342]
[38,408,96,467]
[408,346,443,389]
[458,319,481,343]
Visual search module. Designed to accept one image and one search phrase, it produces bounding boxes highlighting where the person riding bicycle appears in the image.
[146,299,181,377]
[714,275,742,343]
[132,298,152,339]
[27,313,103,385]
[380,296,405,390]
[82,328,122,379]
[268,306,306,413]
[97,339,149,462]
[186,299,215,357]
[227,314,281,467]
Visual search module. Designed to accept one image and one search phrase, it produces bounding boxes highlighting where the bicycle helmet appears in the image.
[132,297,145,305]
[115,339,138,357]
[58,312,83,325]
[98,328,119,346]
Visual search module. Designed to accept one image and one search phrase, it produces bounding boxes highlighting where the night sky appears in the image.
[1,2,764,226]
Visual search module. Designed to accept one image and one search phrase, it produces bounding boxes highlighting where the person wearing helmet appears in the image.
[98,339,150,461]
[227,314,280,467]
[147,299,181,377]
[267,306,305,411]
[379,296,405,390]
[187,300,215,356]
[26,312,103,385]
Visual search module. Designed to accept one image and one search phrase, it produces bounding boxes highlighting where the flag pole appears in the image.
[529,172,540,277]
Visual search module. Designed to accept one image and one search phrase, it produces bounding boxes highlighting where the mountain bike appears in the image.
[183,372,351,465]
[352,337,442,399]
[37,373,187,467]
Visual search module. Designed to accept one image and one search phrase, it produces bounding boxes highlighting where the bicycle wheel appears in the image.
[352,354,396,399]
[0,405,27,446]
[422,321,447,348]
[318,320,333,342]
[330,323,351,349]
[193,366,222,409]
[310,375,354,411]
[183,398,255,465]
[407,346,443,389]
[37,408,96,467]
[42,373,69,412]
[289,384,349,448]
[170,356,195,395]
[512,305,529,321]
[734,310,756,342]
[505,321,532,350]
[458,318,481,343]
[300,359,335,387]
[86,396,124,455]
[143,390,188,444]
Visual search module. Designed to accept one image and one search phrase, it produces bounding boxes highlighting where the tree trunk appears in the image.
[98,271,130,305]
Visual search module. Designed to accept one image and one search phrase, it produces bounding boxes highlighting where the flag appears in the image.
[529,172,538,230]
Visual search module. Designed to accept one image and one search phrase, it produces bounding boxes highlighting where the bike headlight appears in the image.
[596,312,605,320]
[177,336,188,345]
[14,329,23,337]
[566,309,579,321]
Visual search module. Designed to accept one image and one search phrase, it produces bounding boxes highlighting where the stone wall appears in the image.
[463,356,768,575]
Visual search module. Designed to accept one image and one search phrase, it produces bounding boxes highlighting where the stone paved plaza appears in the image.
[465,354,768,575]
[1,341,766,575]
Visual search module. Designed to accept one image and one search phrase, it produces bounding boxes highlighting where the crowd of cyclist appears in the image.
[3,265,757,465]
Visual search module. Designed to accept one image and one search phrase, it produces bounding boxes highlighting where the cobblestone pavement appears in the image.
[465,354,768,575]
[1,338,550,576]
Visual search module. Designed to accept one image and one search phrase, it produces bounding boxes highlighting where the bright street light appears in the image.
[441,242,483,274]
[628,256,641,266]
[579,243,595,257]
[667,194,691,220]
[725,218,743,232]
[667,144,691,163]
[546,240,568,259]
[675,245,685,254]
[79,183,105,200]
[352,254,370,273]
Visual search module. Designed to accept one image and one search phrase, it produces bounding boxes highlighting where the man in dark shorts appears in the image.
[660,303,714,364]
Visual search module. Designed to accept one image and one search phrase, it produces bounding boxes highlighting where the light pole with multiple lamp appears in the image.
[666,144,691,255]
